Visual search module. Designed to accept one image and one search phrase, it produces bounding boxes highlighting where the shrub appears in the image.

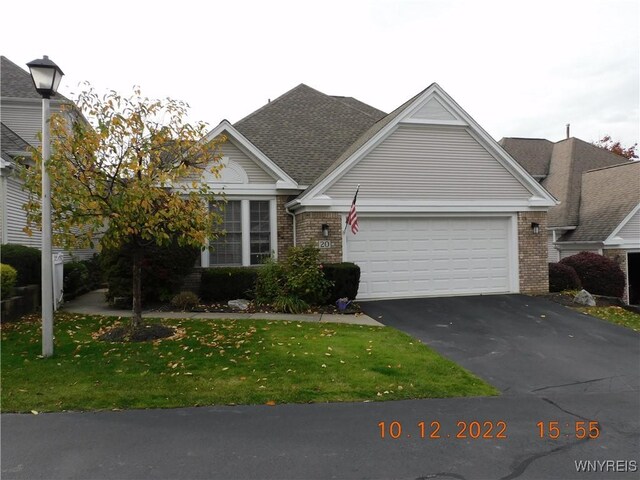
[284,245,331,305]
[200,267,259,301]
[0,244,41,286]
[101,240,199,304]
[254,258,285,305]
[559,252,625,298]
[255,245,332,312]
[81,254,103,291]
[272,294,309,314]
[63,261,90,299]
[322,262,361,301]
[1,263,18,299]
[548,262,582,292]
[170,291,200,311]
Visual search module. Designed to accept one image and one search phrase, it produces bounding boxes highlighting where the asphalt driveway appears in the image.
[360,294,640,396]
[3,295,639,479]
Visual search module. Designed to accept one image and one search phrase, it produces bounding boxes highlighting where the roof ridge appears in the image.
[584,160,637,174]
[328,95,384,119]
[234,84,319,126]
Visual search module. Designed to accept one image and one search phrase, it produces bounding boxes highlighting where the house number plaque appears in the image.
[318,240,332,249]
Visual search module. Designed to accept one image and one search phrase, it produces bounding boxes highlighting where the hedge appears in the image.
[322,262,361,301]
[559,252,625,298]
[63,261,90,300]
[200,267,258,301]
[101,241,199,303]
[548,262,581,292]
[1,263,18,299]
[0,244,41,286]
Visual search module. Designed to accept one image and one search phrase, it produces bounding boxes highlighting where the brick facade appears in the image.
[518,211,549,294]
[276,195,294,260]
[603,249,629,303]
[295,211,343,263]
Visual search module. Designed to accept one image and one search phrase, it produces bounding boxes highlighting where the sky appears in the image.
[2,0,639,146]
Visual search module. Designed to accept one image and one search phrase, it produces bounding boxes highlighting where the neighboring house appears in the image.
[196,83,556,300]
[0,56,94,261]
[501,136,639,304]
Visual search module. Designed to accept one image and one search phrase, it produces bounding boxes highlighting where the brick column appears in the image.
[295,211,343,263]
[518,211,549,294]
[603,249,629,304]
[276,196,294,260]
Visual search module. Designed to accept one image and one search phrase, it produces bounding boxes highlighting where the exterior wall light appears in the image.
[531,222,540,234]
[322,223,330,238]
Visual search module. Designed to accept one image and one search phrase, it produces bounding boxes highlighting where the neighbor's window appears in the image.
[210,200,242,265]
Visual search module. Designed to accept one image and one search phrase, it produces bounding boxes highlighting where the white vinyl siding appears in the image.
[6,175,41,249]
[325,125,532,201]
[1,103,43,147]
[220,141,275,184]
[346,216,515,300]
[3,175,95,261]
[408,97,457,122]
[547,232,560,263]
[618,209,640,243]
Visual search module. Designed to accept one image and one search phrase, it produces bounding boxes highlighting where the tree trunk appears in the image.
[131,251,143,329]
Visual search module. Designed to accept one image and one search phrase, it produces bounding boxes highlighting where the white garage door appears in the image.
[346,216,514,299]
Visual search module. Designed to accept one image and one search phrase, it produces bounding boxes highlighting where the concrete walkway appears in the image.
[61,289,383,326]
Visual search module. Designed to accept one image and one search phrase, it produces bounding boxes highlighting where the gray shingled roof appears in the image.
[1,56,71,101]
[502,136,630,227]
[499,138,553,176]
[562,162,640,242]
[1,122,31,162]
[234,84,386,185]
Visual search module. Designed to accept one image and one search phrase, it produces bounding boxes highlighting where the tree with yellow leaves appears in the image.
[22,85,225,330]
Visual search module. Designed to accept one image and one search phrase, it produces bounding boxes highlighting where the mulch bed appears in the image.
[161,300,363,315]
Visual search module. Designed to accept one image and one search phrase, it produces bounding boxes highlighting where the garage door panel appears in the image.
[347,217,513,299]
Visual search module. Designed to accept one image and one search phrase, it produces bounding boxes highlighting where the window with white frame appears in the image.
[209,201,242,265]
[250,200,271,265]
[207,199,275,267]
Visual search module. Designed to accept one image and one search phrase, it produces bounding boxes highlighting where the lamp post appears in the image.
[27,55,64,358]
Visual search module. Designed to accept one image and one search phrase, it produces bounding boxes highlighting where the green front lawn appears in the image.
[577,306,640,332]
[1,313,497,412]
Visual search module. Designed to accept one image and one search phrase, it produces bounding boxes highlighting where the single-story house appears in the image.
[501,136,639,304]
[0,56,94,261]
[195,82,557,300]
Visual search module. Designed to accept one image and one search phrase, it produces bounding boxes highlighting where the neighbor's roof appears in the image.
[562,161,640,242]
[498,138,554,177]
[1,56,71,101]
[502,136,629,227]
[1,122,31,163]
[234,84,386,185]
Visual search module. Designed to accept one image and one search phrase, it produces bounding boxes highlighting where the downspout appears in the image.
[285,204,297,246]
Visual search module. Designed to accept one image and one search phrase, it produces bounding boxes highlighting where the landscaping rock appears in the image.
[573,289,596,307]
[228,299,250,311]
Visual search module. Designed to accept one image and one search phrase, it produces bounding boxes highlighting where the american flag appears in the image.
[346,186,359,234]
